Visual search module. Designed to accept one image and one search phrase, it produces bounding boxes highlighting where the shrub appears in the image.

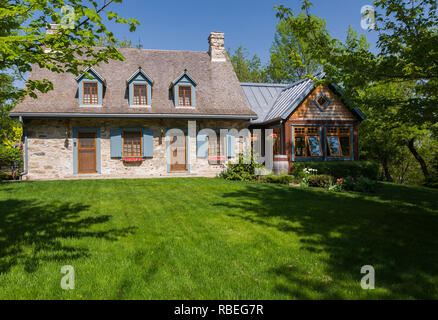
[424,176,438,189]
[292,161,379,180]
[301,167,318,187]
[0,145,22,167]
[0,171,11,181]
[335,176,378,193]
[218,153,263,182]
[263,175,295,185]
[308,174,334,188]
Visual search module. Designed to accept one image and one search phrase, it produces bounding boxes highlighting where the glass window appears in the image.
[272,127,282,155]
[123,131,142,157]
[178,86,192,107]
[326,126,351,157]
[83,82,98,104]
[208,135,226,162]
[133,84,147,105]
[307,136,322,156]
[294,127,322,158]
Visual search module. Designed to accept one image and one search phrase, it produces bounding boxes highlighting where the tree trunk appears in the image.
[408,137,429,179]
[382,158,393,182]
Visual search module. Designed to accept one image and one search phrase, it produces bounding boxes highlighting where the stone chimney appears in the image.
[46,24,60,35]
[208,32,226,62]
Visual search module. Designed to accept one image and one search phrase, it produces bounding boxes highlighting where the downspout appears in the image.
[18,116,28,179]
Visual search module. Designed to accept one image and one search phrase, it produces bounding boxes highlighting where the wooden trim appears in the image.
[122,130,142,157]
[291,119,358,125]
[178,85,192,107]
[326,126,352,158]
[293,126,322,159]
[83,82,98,105]
[77,131,97,174]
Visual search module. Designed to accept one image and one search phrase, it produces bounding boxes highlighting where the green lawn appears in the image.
[0,178,437,299]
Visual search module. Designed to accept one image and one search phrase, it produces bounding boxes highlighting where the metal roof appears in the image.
[241,72,325,124]
[240,83,288,124]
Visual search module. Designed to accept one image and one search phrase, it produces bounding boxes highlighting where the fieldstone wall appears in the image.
[208,32,226,62]
[23,118,250,180]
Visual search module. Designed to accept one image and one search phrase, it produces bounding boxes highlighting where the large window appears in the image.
[326,126,351,157]
[83,82,98,105]
[178,86,192,107]
[123,131,142,157]
[133,84,148,105]
[294,126,323,158]
[208,135,226,162]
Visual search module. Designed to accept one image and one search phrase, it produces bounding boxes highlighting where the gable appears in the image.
[288,85,358,121]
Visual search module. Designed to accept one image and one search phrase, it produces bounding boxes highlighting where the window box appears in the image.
[122,157,143,162]
[208,156,226,163]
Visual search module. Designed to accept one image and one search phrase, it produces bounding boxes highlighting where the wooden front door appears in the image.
[170,133,187,172]
[78,131,97,174]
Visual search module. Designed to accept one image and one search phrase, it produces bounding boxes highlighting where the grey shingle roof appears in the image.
[11,48,257,119]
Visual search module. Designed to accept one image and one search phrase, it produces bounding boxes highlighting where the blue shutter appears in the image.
[143,128,154,158]
[110,128,122,158]
[197,132,208,158]
[227,133,236,158]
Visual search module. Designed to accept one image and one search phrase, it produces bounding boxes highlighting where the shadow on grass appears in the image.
[0,199,136,274]
[217,183,438,299]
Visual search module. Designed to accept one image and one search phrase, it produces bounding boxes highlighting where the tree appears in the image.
[0,0,140,98]
[229,46,267,83]
[95,35,133,48]
[358,81,433,183]
[267,13,329,83]
[0,72,20,146]
[276,0,438,181]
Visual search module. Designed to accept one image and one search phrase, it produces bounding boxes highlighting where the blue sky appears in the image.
[107,0,378,63]
[14,0,379,88]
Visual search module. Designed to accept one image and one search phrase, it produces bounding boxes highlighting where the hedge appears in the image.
[292,161,379,180]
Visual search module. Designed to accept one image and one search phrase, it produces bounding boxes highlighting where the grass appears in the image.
[0,178,437,299]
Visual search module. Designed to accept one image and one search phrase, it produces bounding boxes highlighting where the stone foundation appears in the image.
[23,118,249,180]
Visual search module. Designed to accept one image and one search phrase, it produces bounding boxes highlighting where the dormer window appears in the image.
[76,67,105,107]
[178,85,192,107]
[133,84,148,105]
[83,82,98,105]
[170,69,197,108]
[127,68,153,107]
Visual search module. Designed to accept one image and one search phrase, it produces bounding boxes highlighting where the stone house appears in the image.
[10,31,364,180]
[11,32,257,180]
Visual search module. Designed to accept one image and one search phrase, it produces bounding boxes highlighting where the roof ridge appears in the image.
[118,48,209,54]
[240,82,288,87]
[260,77,313,122]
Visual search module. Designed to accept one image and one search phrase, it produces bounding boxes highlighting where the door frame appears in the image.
[166,128,190,173]
[73,128,101,174]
